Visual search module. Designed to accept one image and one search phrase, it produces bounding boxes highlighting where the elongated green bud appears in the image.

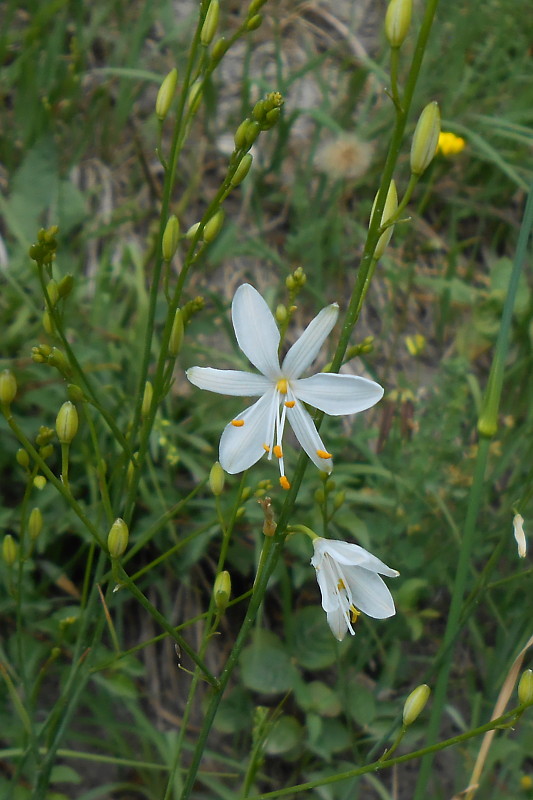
[168,308,184,357]
[385,0,412,48]
[141,381,153,418]
[55,401,78,444]
[108,518,129,558]
[371,179,398,259]
[209,461,225,496]
[230,153,253,187]
[156,68,178,121]
[248,0,267,14]
[28,508,43,540]
[403,684,431,726]
[0,370,17,406]
[46,279,59,307]
[185,221,201,240]
[57,273,74,298]
[201,0,219,46]
[410,102,441,176]
[162,215,181,261]
[204,209,224,243]
[42,310,55,335]
[211,36,228,62]
[16,449,30,469]
[67,384,85,403]
[47,347,71,376]
[246,14,263,31]
[518,669,533,706]
[2,535,17,566]
[213,570,231,611]
[187,79,203,114]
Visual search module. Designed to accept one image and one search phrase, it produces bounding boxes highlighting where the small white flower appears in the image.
[513,513,527,558]
[311,537,399,641]
[186,284,384,488]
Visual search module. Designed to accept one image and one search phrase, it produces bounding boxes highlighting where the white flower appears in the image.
[311,537,399,641]
[186,284,384,488]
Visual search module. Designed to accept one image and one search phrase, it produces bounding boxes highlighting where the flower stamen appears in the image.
[349,605,361,624]
[273,445,283,459]
[231,419,245,427]
[280,475,290,490]
[276,378,288,394]
[317,449,332,459]
[263,444,271,452]
[284,400,295,408]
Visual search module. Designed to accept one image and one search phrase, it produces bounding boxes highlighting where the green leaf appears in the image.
[289,606,340,670]
[50,764,81,784]
[240,631,298,695]
[264,715,304,755]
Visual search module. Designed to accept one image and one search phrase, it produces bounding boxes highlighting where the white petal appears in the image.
[314,538,399,577]
[282,303,339,379]
[293,373,384,415]
[219,390,276,473]
[287,400,333,473]
[232,284,281,379]
[186,367,272,396]
[326,606,349,641]
[313,555,340,613]
[343,567,396,619]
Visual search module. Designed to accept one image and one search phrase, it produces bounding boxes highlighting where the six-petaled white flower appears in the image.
[311,537,399,641]
[186,284,384,489]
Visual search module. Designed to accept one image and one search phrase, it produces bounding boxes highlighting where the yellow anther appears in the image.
[279,475,290,490]
[349,605,361,624]
[284,400,295,408]
[317,449,332,459]
[337,579,346,591]
[276,378,288,394]
[263,443,271,452]
[231,419,245,427]
[273,445,283,459]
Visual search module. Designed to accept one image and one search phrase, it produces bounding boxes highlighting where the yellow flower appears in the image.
[437,131,466,157]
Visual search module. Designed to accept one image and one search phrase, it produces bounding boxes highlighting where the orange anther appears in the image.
[273,445,283,459]
[263,444,271,452]
[316,449,332,459]
[284,400,295,408]
[279,475,290,490]
[276,378,288,394]
[231,419,245,427]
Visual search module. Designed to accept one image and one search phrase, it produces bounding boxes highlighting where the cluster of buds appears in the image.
[28,226,59,268]
[234,92,284,152]
[285,266,307,294]
[31,345,71,378]
[181,296,205,325]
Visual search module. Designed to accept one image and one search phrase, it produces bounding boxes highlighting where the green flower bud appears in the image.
[244,120,261,147]
[246,13,263,31]
[39,444,54,460]
[209,461,225,496]
[16,449,30,469]
[33,475,47,490]
[211,36,228,62]
[57,273,74,298]
[410,102,441,176]
[47,347,71,376]
[248,0,267,14]
[187,79,203,114]
[230,153,253,186]
[107,518,129,558]
[156,68,178,121]
[314,488,325,504]
[127,452,139,487]
[141,381,153,418]
[333,490,346,510]
[185,221,201,240]
[201,0,219,46]
[36,426,55,446]
[28,508,43,540]
[55,401,79,444]
[42,310,55,335]
[371,179,398,259]
[518,669,533,706]
[2,535,17,566]
[275,303,288,323]
[0,370,17,406]
[403,684,431,726]
[162,215,181,261]
[169,308,184,357]
[234,119,250,149]
[385,0,412,48]
[46,279,59,307]
[204,209,224,243]
[67,384,85,403]
[213,570,231,611]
